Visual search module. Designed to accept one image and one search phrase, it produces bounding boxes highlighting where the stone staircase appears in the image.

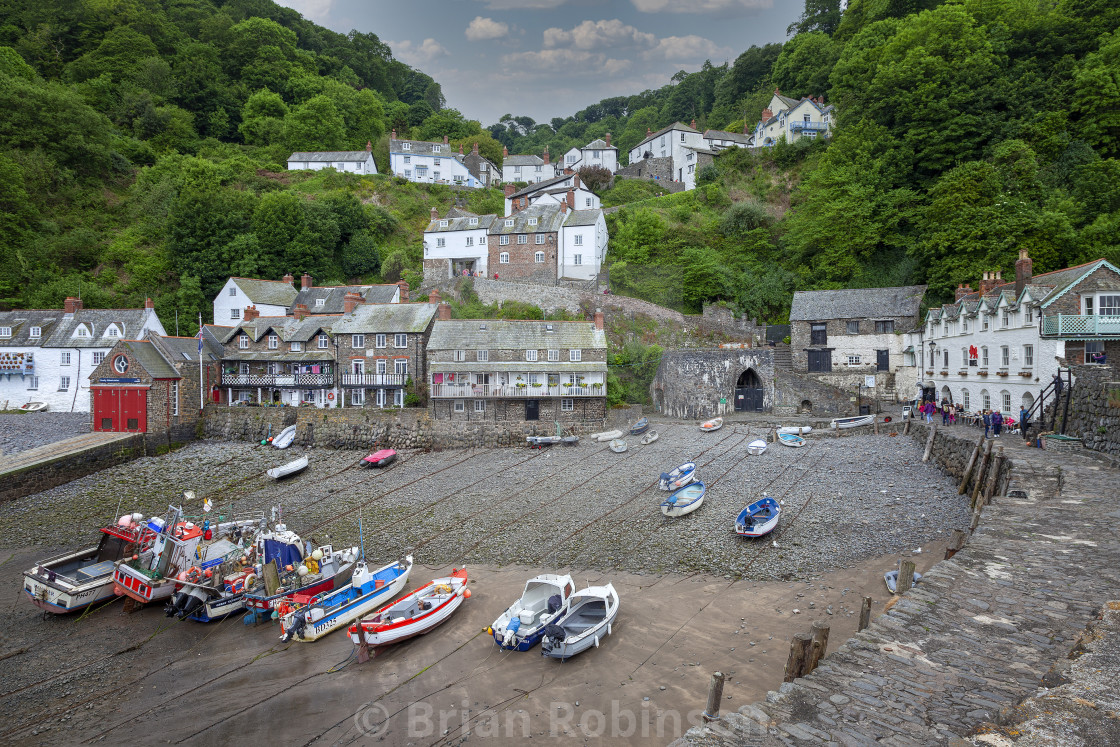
[773,345,793,371]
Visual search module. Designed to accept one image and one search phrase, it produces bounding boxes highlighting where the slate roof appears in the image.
[509,173,576,199]
[221,315,340,344]
[929,260,1120,319]
[115,339,179,379]
[44,308,159,349]
[154,335,223,363]
[789,286,927,322]
[563,209,603,228]
[292,285,398,313]
[488,205,565,235]
[682,145,719,156]
[704,130,752,145]
[632,122,699,152]
[428,320,606,351]
[581,139,614,150]
[503,154,546,167]
[425,210,498,233]
[0,310,59,347]
[231,278,299,308]
[330,303,438,334]
[390,138,458,158]
[287,151,372,163]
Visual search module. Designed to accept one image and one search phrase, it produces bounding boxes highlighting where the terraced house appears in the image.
[426,311,608,423]
[388,132,488,188]
[329,302,438,408]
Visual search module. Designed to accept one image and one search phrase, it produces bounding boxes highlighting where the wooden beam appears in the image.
[958,435,985,495]
[806,621,831,674]
[702,671,726,721]
[897,559,916,594]
[783,633,813,682]
[945,529,968,560]
[858,596,872,631]
[922,422,937,462]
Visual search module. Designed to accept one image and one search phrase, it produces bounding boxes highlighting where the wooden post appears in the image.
[772,428,779,444]
[897,560,916,594]
[958,435,985,495]
[945,529,967,560]
[874,414,879,435]
[904,417,911,435]
[858,597,872,631]
[783,633,813,682]
[970,440,993,509]
[702,671,726,721]
[969,492,984,532]
[983,446,1005,506]
[805,621,830,674]
[922,422,937,462]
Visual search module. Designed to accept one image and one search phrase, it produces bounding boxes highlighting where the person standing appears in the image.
[992,410,1003,438]
[1020,404,1031,440]
[982,409,992,438]
[942,401,950,425]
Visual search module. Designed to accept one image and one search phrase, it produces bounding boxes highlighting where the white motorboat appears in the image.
[541,583,619,660]
[658,462,696,491]
[777,433,806,448]
[349,568,469,649]
[490,574,575,651]
[267,456,308,479]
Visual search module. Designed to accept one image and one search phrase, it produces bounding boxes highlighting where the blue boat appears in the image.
[777,432,806,448]
[491,574,575,651]
[661,481,706,518]
[735,496,781,538]
[629,417,650,436]
[278,555,412,642]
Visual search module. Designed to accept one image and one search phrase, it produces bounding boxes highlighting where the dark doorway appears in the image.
[808,350,832,373]
[525,399,539,421]
[734,369,764,412]
[876,349,889,371]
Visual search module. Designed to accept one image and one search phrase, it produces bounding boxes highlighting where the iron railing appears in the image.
[221,373,334,388]
[789,121,829,133]
[430,384,603,399]
[340,373,407,388]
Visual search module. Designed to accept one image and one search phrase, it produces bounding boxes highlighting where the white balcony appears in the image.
[1041,314,1120,337]
[430,383,604,399]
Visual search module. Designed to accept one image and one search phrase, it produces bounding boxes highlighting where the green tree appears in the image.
[283,94,346,151]
[239,89,288,146]
[771,32,841,98]
[1071,28,1120,158]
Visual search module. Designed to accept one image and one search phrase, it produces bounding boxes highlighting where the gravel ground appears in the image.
[0,413,89,457]
[0,423,966,580]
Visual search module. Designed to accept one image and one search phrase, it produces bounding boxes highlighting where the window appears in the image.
[1023,345,1034,368]
[1024,307,1033,324]
[1002,391,1011,412]
[231,309,240,320]
[61,352,71,365]
[268,334,278,349]
[351,389,365,406]
[528,218,537,226]
[526,349,538,362]
[561,398,574,412]
[517,235,528,244]
[454,400,465,412]
[982,315,989,331]
[171,381,179,416]
[500,252,509,264]
[474,399,486,412]
[59,376,70,391]
[394,389,404,407]
[943,349,949,368]
[376,388,386,406]
[476,350,488,362]
[981,346,989,367]
[436,238,446,248]
[229,287,237,297]
[846,321,860,334]
[454,350,466,362]
[240,362,249,375]
[500,236,509,246]
[469,217,479,225]
[1086,341,1105,363]
[479,236,486,245]
[466,237,473,247]
[433,171,440,180]
[394,358,408,375]
[680,132,685,142]
[394,334,407,348]
[535,251,545,263]
[29,327,40,338]
[569,349,582,362]
[404,155,411,164]
[1000,345,1009,368]
[404,169,412,178]
[574,235,583,246]
[585,198,592,207]
[315,299,325,307]
[847,355,861,365]
[291,341,302,352]
[547,349,560,362]
[433,145,441,153]
[875,320,894,334]
[376,359,387,374]
[90,352,103,366]
[961,348,967,368]
[810,323,827,346]
[962,318,969,332]
[962,389,970,410]
[1101,295,1120,315]
[982,390,991,410]
[352,335,365,349]
[573,254,582,265]
[1001,311,1010,327]
[318,334,329,349]
[505,219,514,227]
[376,334,386,348]
[434,158,441,166]
[402,143,411,150]
[535,234,545,245]
[27,376,38,390]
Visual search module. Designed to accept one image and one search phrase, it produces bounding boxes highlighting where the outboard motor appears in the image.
[165,592,189,617]
[177,588,208,619]
[281,611,307,642]
[541,623,566,654]
[547,595,563,615]
[502,617,521,648]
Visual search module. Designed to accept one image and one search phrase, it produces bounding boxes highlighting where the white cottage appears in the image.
[389,132,487,188]
[287,144,377,174]
[213,276,299,325]
[422,208,498,280]
[561,135,619,174]
[753,90,834,147]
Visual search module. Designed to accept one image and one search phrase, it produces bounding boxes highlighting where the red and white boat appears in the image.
[348,568,469,649]
[361,448,397,468]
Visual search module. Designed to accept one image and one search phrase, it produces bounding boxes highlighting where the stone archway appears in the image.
[734,369,764,412]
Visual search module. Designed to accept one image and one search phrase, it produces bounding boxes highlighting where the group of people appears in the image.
[915,399,1032,440]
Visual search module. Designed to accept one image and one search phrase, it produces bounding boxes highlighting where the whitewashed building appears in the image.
[500,147,557,185]
[558,209,608,282]
[0,298,166,412]
[422,208,498,280]
[503,173,599,216]
[213,276,298,325]
[287,144,377,174]
[703,128,753,151]
[561,135,619,174]
[388,132,487,188]
[753,90,834,147]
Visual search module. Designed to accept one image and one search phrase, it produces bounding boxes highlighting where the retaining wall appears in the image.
[0,434,149,503]
[1063,363,1120,458]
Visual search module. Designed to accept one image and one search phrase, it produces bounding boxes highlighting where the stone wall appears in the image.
[1063,362,1120,457]
[698,304,766,341]
[614,159,687,193]
[0,434,152,503]
[773,368,863,417]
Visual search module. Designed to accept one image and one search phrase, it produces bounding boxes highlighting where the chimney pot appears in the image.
[504,183,516,198]
[145,297,154,310]
[647,127,652,136]
[543,147,549,165]
[343,292,363,314]
[572,174,581,189]
[366,140,372,152]
[437,302,452,321]
[691,119,696,129]
[566,188,575,210]
[244,305,259,321]
[292,304,307,321]
[472,142,479,154]
[64,296,81,314]
[397,280,409,303]
[503,146,508,158]
[431,207,439,220]
[594,309,604,330]
[429,288,441,305]
[282,273,294,284]
[391,129,396,140]
[1015,248,1033,297]
[459,143,464,155]
[301,273,312,290]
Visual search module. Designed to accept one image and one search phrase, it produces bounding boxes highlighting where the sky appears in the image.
[275,0,802,126]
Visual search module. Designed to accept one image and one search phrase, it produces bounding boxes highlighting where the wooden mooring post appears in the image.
[969,490,985,533]
[858,597,873,631]
[806,622,830,673]
[897,559,916,594]
[970,439,994,509]
[982,446,1005,506]
[874,415,880,435]
[702,671,726,721]
[783,633,813,682]
[922,422,938,462]
[958,435,985,495]
[903,417,911,435]
[945,529,968,560]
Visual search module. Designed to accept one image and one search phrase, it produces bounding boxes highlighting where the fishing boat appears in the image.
[349,568,469,651]
[18,401,47,412]
[661,481,706,518]
[242,531,359,623]
[490,574,575,651]
[361,448,396,468]
[629,417,649,436]
[278,555,413,643]
[700,417,723,432]
[273,425,297,449]
[884,569,923,594]
[747,439,768,455]
[527,435,562,448]
[112,504,261,605]
[24,515,155,614]
[640,431,659,446]
[609,439,627,453]
[735,496,781,538]
[777,432,806,448]
[658,462,696,491]
[830,415,874,430]
[267,456,308,480]
[777,426,812,435]
[561,435,580,447]
[541,583,619,661]
[590,430,623,442]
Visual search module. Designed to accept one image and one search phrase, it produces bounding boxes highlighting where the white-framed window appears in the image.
[962,389,970,410]
[404,155,411,164]
[26,375,38,390]
[476,350,488,362]
[376,334,386,348]
[352,334,365,348]
[315,298,325,307]
[500,236,509,246]
[561,398,574,412]
[91,352,104,365]
[436,238,446,248]
[574,235,583,246]
[106,326,119,338]
[547,349,559,362]
[847,355,861,365]
[504,219,514,227]
[569,349,581,362]
[268,334,278,349]
[474,399,485,412]
[528,218,537,226]
[376,359,387,374]
[479,236,486,245]
[1023,345,1034,367]
[376,388,386,406]
[402,143,411,150]
[433,145,441,153]
[394,334,407,348]
[394,358,408,376]
[59,376,70,391]
[535,234,545,245]
[585,198,592,207]
[404,169,412,178]
[1085,341,1105,363]
[981,346,988,367]
[1000,345,1009,368]
[526,349,538,362]
[61,352,71,365]
[517,235,528,244]
[469,217,478,225]
[229,286,237,296]
[981,389,991,410]
[466,237,473,247]
[351,389,365,406]
[961,348,968,368]
[500,252,509,264]
[171,380,179,416]
[318,334,329,349]
[434,158,441,166]
[1001,391,1011,412]
[29,326,40,338]
[1001,311,1010,327]
[230,309,240,320]
[574,254,582,265]
[454,399,465,412]
[433,171,440,180]
[943,349,949,368]
[239,362,249,375]
[291,341,302,352]
[393,389,404,407]
[454,349,466,362]
[982,315,989,331]
[535,251,545,263]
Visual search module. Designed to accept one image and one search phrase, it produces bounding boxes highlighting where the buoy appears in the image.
[204,569,213,578]
[297,565,309,577]
[118,515,132,527]
[261,439,267,445]
[463,589,471,599]
[486,626,493,635]
[267,437,273,443]
[285,564,294,572]
[311,549,323,561]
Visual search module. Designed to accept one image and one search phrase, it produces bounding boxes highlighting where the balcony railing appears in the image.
[1041,314,1120,337]
[340,373,407,388]
[221,373,334,388]
[789,121,829,133]
[430,383,604,399]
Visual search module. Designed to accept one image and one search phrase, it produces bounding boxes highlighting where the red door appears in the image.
[92,387,148,432]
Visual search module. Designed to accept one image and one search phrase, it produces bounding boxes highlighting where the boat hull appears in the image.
[736,498,781,537]
[884,570,922,594]
[777,426,812,435]
[362,449,397,467]
[280,559,412,643]
[491,574,574,651]
[629,419,649,436]
[640,431,658,445]
[609,439,627,453]
[658,462,696,491]
[113,564,175,603]
[831,415,874,429]
[777,433,806,448]
[747,439,768,455]
[661,482,706,517]
[267,456,308,479]
[350,572,468,647]
[542,604,618,661]
[273,425,297,449]
[700,418,723,432]
[24,576,117,613]
[590,430,622,442]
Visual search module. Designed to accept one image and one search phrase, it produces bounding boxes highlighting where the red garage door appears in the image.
[92,387,148,433]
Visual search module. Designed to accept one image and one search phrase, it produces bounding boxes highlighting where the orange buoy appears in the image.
[463,589,471,599]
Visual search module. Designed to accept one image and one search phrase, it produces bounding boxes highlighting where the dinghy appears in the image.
[279,555,413,643]
[18,401,47,412]
[527,435,562,448]
[561,435,580,446]
[747,439,768,455]
[735,496,781,538]
[830,415,874,430]
[658,462,696,491]
[25,515,155,613]
[609,439,627,453]
[490,574,575,651]
[267,456,308,480]
[777,433,806,448]
[361,449,396,468]
[349,568,469,651]
[541,583,619,661]
[777,426,812,435]
[884,569,922,594]
[629,417,649,436]
[590,430,623,442]
[640,431,659,446]
[273,425,297,449]
[661,481,706,517]
[700,417,723,432]
[242,536,359,623]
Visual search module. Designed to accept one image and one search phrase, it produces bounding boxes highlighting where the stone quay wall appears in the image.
[1063,362,1120,458]
[0,434,148,503]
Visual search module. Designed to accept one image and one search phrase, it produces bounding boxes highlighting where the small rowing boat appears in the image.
[658,462,696,491]
[830,415,874,430]
[777,426,812,435]
[700,417,723,432]
[18,401,47,412]
[640,431,658,445]
[361,448,396,468]
[590,430,623,442]
[747,439,768,455]
[661,481,706,517]
[629,418,649,436]
[884,569,922,594]
[541,583,619,661]
[777,432,806,448]
[527,435,562,448]
[561,435,579,446]
[735,496,781,538]
[609,439,627,453]
[349,568,469,653]
[273,425,297,449]
[267,456,308,480]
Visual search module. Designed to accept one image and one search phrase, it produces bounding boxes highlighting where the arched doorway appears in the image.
[734,369,764,412]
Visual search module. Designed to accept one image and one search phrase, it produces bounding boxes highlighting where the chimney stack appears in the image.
[472,142,479,154]
[301,273,313,290]
[391,129,396,140]
[366,140,372,152]
[63,297,82,314]
[343,292,363,314]
[443,135,448,145]
[437,302,452,321]
[1015,248,1033,297]
[244,305,259,321]
[979,271,1003,296]
[504,183,516,198]
[594,309,604,330]
[429,288,441,305]
[145,297,154,310]
[543,147,549,165]
[503,146,508,158]
[459,143,464,155]
[397,280,409,303]
[283,273,294,284]
[573,174,581,189]
[566,188,575,210]
[647,127,652,136]
[955,284,975,302]
[605,132,611,147]
[431,207,439,221]
[691,119,696,129]
[292,304,308,321]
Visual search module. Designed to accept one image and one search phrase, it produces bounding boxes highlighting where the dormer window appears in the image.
[268,334,278,349]
[439,220,448,227]
[0,327,10,337]
[29,327,40,338]
[315,298,325,307]
[75,326,89,338]
[402,143,411,150]
[433,145,441,153]
[528,218,537,226]
[469,217,478,225]
[239,334,249,349]
[107,327,119,338]
[505,219,514,227]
